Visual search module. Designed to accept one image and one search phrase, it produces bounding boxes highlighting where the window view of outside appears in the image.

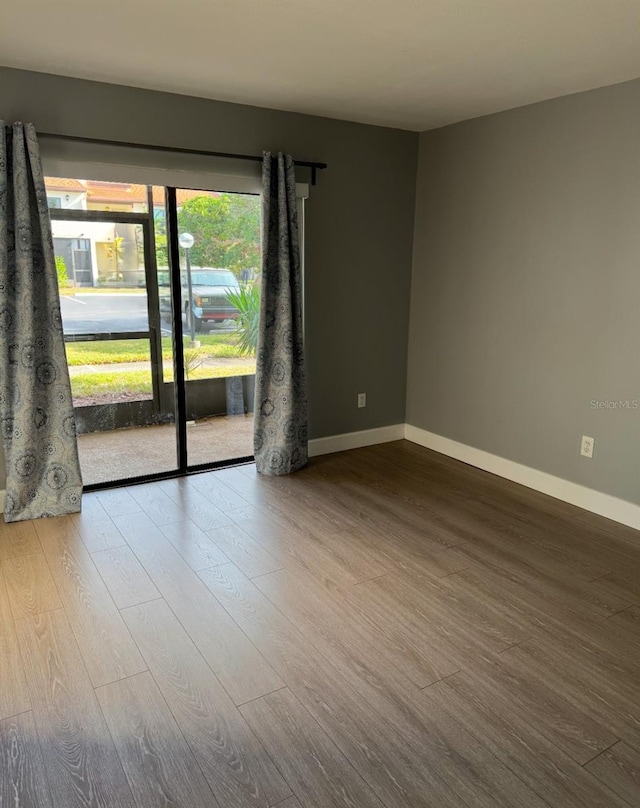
[46,176,261,482]
[166,188,260,384]
[53,216,153,413]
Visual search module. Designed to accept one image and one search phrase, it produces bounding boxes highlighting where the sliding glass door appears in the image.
[45,176,259,488]
[173,187,259,467]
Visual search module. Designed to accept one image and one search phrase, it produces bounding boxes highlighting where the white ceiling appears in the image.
[2,0,639,131]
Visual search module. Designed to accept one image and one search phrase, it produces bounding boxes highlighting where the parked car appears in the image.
[159,267,240,332]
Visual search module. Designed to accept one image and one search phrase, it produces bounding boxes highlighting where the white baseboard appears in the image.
[405,424,640,531]
[308,424,405,458]
[3,423,635,532]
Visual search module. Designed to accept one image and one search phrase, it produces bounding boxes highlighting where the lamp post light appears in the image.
[178,232,196,345]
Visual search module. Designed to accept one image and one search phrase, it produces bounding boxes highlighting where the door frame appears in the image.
[51,204,167,420]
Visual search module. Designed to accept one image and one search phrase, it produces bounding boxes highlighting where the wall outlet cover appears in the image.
[581,435,595,458]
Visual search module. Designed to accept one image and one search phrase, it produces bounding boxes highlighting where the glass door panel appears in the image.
[175,188,259,467]
[48,190,178,486]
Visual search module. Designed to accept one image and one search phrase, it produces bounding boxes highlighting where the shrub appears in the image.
[55,255,69,287]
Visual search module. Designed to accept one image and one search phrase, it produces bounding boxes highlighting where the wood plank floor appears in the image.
[1,440,639,808]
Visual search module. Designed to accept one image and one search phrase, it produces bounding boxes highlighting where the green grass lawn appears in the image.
[70,363,253,400]
[66,334,242,366]
[66,333,255,401]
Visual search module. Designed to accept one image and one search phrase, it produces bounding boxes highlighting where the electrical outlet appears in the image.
[357,393,367,408]
[581,435,594,458]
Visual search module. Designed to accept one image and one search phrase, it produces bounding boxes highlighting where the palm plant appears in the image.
[227,282,261,356]
[183,347,206,379]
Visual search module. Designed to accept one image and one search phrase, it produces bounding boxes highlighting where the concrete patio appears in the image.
[77,414,254,485]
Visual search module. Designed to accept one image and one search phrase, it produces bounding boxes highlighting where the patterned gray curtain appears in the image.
[0,123,83,521]
[254,152,308,475]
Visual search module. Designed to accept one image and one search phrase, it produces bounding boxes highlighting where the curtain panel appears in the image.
[0,122,82,521]
[253,152,308,475]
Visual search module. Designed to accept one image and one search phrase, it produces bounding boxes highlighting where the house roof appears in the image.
[83,183,151,204]
[44,178,217,207]
[45,177,85,192]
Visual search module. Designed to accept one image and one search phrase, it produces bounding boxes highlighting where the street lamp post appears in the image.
[178,232,196,345]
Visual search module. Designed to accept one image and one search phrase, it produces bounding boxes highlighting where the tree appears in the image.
[178,194,260,275]
[153,193,260,277]
[154,208,169,268]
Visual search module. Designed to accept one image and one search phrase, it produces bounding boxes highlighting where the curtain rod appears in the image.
[37,131,328,185]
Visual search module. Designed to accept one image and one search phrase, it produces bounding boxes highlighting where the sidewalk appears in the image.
[60,287,146,296]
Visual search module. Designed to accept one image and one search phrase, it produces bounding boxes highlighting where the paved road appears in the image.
[60,293,233,338]
[61,294,151,335]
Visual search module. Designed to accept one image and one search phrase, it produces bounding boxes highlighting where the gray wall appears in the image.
[4,68,637,506]
[407,79,640,505]
[0,67,418,442]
